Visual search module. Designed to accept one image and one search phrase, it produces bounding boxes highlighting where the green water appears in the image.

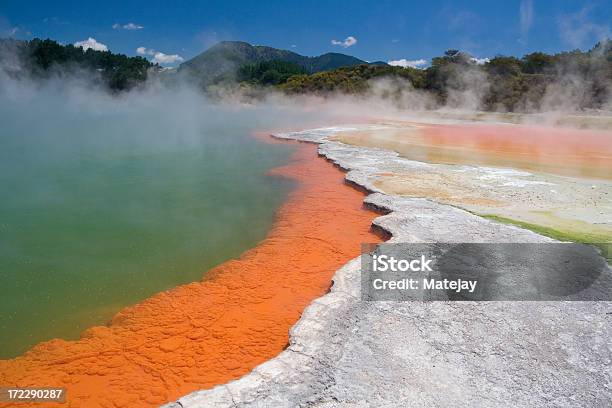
[0,92,297,358]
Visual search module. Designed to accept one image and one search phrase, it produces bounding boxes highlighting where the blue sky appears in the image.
[1,1,610,67]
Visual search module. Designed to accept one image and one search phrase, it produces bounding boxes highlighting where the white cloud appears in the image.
[558,6,610,49]
[331,36,357,48]
[152,52,184,65]
[470,57,490,65]
[388,58,428,68]
[519,0,534,40]
[136,46,184,65]
[74,37,108,52]
[124,23,143,30]
[113,22,143,30]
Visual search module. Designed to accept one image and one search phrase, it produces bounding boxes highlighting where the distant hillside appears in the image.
[280,64,427,94]
[237,60,308,86]
[179,41,370,84]
[280,41,612,112]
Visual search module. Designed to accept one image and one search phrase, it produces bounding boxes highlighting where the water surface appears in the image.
[0,90,296,358]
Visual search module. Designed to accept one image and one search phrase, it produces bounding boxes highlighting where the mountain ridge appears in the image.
[179,40,372,84]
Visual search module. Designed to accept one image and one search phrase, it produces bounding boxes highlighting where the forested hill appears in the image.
[178,41,369,85]
[0,38,155,90]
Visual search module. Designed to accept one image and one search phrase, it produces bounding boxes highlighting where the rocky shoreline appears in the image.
[163,126,611,407]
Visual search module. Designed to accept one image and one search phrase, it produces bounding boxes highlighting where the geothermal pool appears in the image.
[334,122,612,180]
[0,103,297,358]
[332,121,612,248]
[0,140,382,408]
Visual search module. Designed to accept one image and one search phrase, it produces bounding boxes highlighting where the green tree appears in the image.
[12,38,156,91]
[237,60,308,85]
